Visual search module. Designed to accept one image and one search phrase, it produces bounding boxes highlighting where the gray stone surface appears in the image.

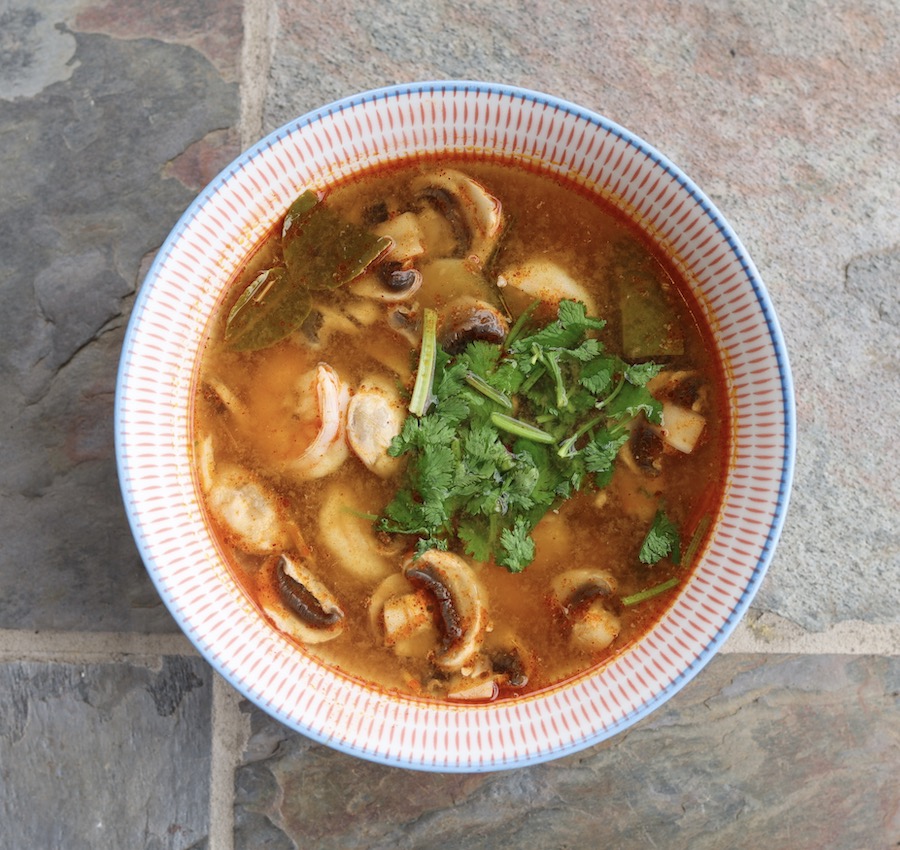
[0,655,211,850]
[0,0,239,632]
[234,654,900,850]
[0,1,898,848]
[263,0,900,632]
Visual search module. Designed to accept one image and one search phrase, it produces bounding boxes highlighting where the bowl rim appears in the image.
[115,80,796,771]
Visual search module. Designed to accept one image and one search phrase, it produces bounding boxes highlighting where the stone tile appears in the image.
[0,655,212,849]
[234,654,899,850]
[74,0,244,81]
[0,1,239,631]
[264,0,900,631]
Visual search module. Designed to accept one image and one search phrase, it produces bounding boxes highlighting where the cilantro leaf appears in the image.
[461,340,502,377]
[624,361,665,387]
[497,517,536,573]
[604,382,663,424]
[458,516,492,563]
[639,510,682,565]
[565,337,604,362]
[378,298,671,573]
[557,298,606,332]
[584,427,630,476]
[511,299,604,352]
[579,356,618,395]
[491,360,525,395]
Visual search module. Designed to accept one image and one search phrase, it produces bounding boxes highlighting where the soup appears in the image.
[193,158,727,701]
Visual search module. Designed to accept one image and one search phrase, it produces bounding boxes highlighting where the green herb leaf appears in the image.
[639,509,682,565]
[579,355,618,395]
[624,361,665,387]
[283,191,392,290]
[281,189,320,237]
[604,382,663,425]
[463,341,502,377]
[226,189,391,351]
[498,518,536,573]
[224,267,312,351]
[378,298,670,573]
[584,427,630,476]
[458,516,492,563]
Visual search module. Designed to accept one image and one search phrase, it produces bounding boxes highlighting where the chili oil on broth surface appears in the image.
[192,156,728,702]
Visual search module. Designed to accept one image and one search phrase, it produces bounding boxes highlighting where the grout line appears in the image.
[239,0,276,148]
[722,614,900,655]
[207,5,279,846]
[0,615,896,665]
[0,629,197,661]
[209,673,249,850]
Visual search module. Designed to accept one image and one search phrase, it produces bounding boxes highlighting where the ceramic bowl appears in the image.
[115,82,795,771]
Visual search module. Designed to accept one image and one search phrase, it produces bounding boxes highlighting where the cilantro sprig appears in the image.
[377,300,670,572]
[639,509,682,565]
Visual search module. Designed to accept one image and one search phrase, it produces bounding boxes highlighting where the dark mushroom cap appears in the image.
[406,564,463,652]
[630,421,664,477]
[379,264,423,294]
[276,555,343,629]
[438,299,509,355]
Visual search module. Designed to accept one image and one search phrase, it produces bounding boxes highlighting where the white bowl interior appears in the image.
[116,83,794,771]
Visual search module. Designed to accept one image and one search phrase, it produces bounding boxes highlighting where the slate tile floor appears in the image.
[1,1,897,848]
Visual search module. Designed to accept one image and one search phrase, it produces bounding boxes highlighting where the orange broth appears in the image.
[193,157,728,701]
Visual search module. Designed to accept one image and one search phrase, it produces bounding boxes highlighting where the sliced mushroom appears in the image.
[368,573,439,658]
[351,265,423,302]
[570,603,622,653]
[629,421,664,476]
[437,297,509,354]
[552,568,617,613]
[411,169,504,264]
[317,481,396,582]
[381,590,435,648]
[197,436,292,555]
[657,402,706,454]
[443,653,497,701]
[418,258,499,306]
[444,637,531,700]
[490,648,529,688]
[484,628,533,689]
[648,369,707,412]
[446,676,498,701]
[497,257,597,317]
[551,568,622,653]
[260,554,345,644]
[646,371,708,453]
[371,211,426,264]
[386,304,421,347]
[404,550,489,672]
[283,363,351,480]
[610,463,663,522]
[346,375,406,478]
